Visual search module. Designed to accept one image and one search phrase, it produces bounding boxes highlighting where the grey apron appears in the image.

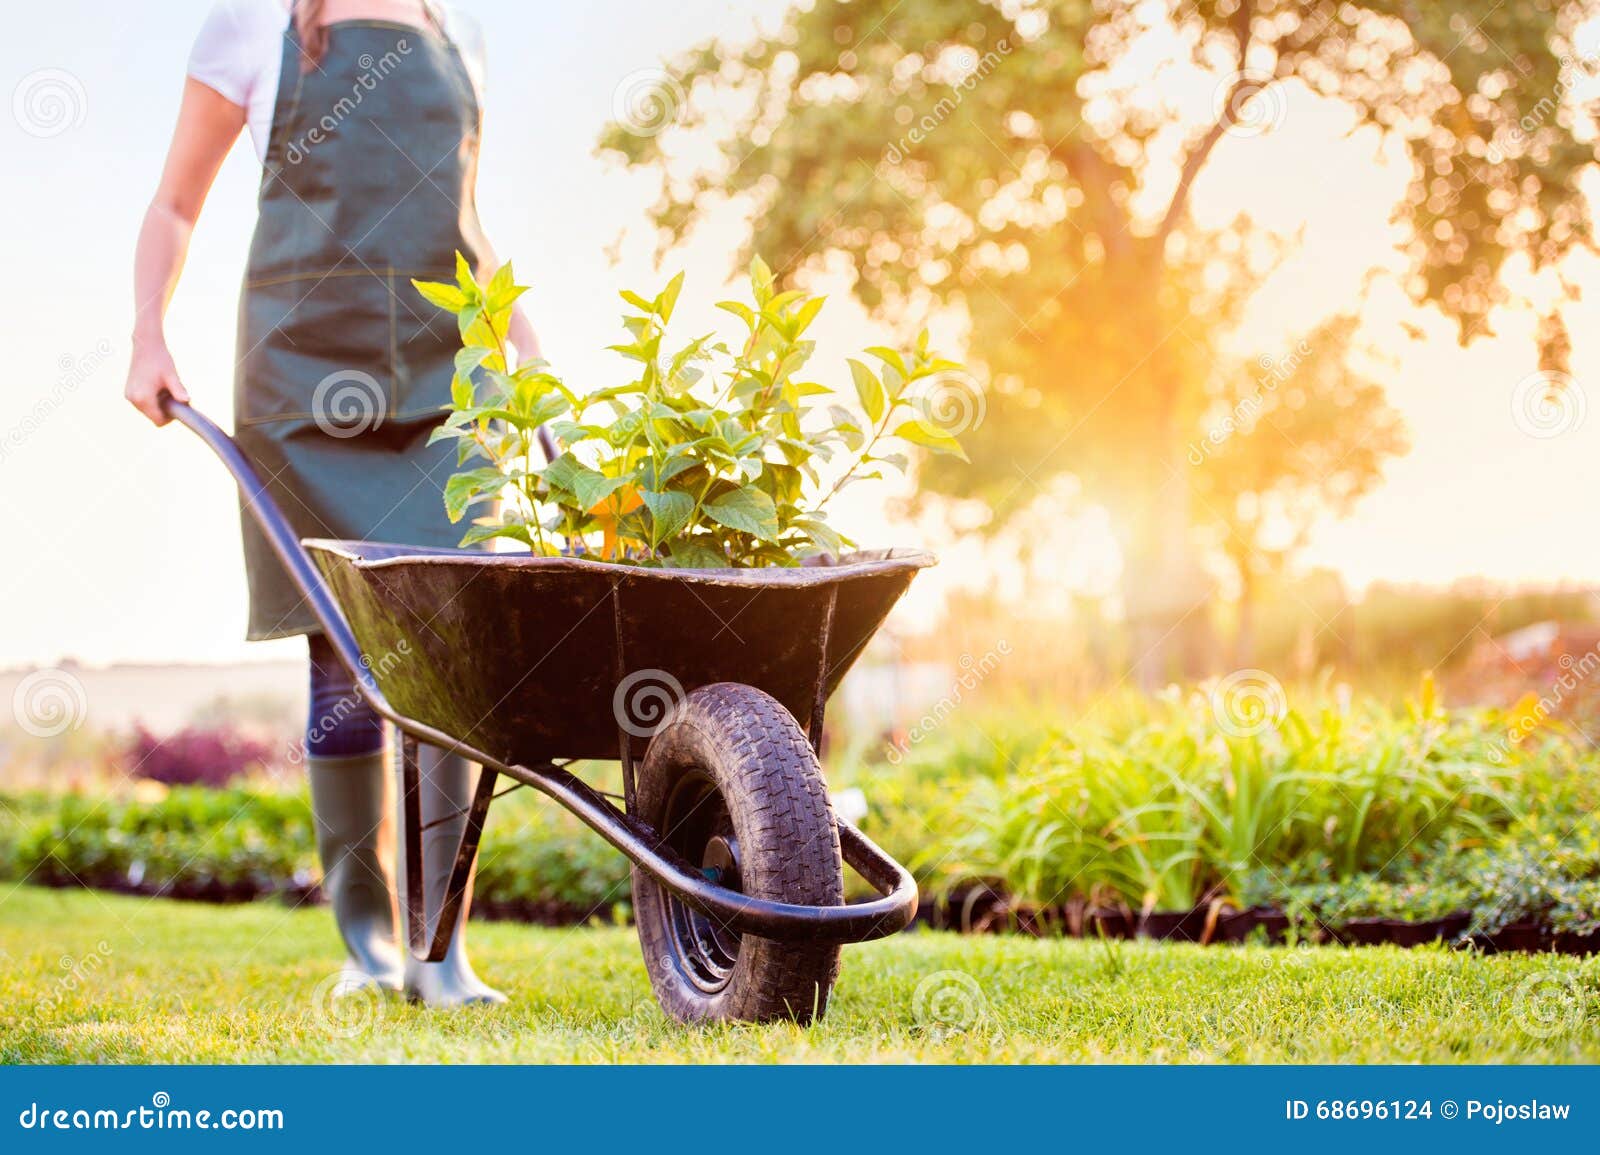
[234,3,487,640]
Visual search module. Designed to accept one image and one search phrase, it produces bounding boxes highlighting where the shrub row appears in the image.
[4,691,1594,946]
[0,785,629,917]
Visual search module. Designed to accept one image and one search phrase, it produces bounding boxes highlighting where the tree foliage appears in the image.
[601,0,1595,504]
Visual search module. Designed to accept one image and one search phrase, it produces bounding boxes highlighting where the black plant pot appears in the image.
[1136,907,1209,942]
[911,887,1002,932]
[1485,921,1549,953]
[1551,929,1600,955]
[1252,908,1292,944]
[1338,917,1392,946]
[1216,905,1289,943]
[1085,907,1133,939]
[1215,907,1257,943]
[1381,913,1471,947]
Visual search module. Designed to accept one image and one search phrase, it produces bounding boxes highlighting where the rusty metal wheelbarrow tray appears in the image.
[166,398,925,961]
[311,539,930,766]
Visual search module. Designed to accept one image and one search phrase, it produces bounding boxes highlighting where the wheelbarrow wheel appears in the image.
[632,682,843,1024]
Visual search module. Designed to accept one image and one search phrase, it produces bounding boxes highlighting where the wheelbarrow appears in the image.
[164,398,928,1024]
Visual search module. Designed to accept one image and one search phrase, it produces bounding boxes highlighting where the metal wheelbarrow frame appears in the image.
[165,399,924,1005]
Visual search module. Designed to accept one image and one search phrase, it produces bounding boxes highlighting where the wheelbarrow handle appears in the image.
[159,393,376,699]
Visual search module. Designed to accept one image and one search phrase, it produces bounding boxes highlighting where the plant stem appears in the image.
[816,403,896,512]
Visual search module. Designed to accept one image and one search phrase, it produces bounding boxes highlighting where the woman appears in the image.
[124,0,539,1006]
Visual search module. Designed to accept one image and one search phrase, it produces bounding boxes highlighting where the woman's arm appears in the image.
[125,78,245,425]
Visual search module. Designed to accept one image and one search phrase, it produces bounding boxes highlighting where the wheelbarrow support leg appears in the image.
[400,732,498,963]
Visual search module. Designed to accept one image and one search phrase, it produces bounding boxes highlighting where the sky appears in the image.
[1,0,1597,669]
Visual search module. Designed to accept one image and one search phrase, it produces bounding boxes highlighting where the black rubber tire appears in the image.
[632,682,844,1024]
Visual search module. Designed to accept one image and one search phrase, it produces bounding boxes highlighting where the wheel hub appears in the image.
[660,771,744,995]
[701,834,741,889]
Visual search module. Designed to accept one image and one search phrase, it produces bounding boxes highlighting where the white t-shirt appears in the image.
[187,0,486,161]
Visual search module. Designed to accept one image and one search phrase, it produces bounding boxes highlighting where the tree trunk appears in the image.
[1234,564,1257,669]
[1119,434,1213,691]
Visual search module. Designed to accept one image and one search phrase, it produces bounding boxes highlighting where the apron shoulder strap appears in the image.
[420,0,450,42]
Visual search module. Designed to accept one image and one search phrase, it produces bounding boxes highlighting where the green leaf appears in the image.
[656,271,686,322]
[573,471,629,512]
[443,468,506,522]
[619,289,654,312]
[538,453,587,494]
[893,420,969,461]
[664,539,729,569]
[792,296,826,337]
[849,359,886,424]
[793,516,848,557]
[458,522,529,548]
[486,263,524,311]
[454,251,478,297]
[749,255,775,305]
[640,488,694,542]
[716,300,757,330]
[413,279,467,312]
[866,345,908,378]
[704,486,780,542]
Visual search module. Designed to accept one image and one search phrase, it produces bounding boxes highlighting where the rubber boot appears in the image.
[306,752,404,993]
[397,742,506,1007]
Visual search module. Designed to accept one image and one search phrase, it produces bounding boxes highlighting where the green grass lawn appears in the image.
[1,885,1595,1063]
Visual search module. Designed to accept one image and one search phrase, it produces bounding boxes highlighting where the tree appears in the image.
[1191,315,1410,664]
[602,0,1597,682]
